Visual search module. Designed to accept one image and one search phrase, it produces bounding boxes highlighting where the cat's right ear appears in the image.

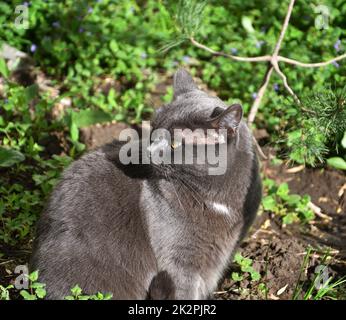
[173,68,198,100]
[208,104,243,135]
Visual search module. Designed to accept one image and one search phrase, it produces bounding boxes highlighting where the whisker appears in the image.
[176,175,204,209]
[167,173,187,215]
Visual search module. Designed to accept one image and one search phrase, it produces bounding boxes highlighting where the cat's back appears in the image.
[47,146,139,222]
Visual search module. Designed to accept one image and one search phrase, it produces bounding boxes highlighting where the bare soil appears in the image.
[215,149,346,300]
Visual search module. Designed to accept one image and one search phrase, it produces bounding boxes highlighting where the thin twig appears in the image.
[190,38,346,69]
[308,201,332,221]
[190,37,271,62]
[248,0,297,123]
[272,0,296,56]
[253,135,267,160]
[278,53,346,67]
[272,59,300,103]
[248,65,274,125]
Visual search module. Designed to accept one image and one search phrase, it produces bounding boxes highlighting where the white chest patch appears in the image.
[210,202,230,216]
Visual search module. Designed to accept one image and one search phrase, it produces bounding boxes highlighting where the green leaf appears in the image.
[71,285,82,297]
[242,257,253,268]
[28,270,39,282]
[35,287,46,299]
[250,271,261,281]
[301,209,315,221]
[282,212,298,225]
[241,16,255,33]
[262,195,276,211]
[95,292,104,300]
[103,293,113,300]
[20,290,37,300]
[277,183,289,200]
[341,131,346,149]
[233,252,243,264]
[286,194,301,206]
[70,121,79,142]
[30,282,45,289]
[241,265,254,273]
[0,58,9,79]
[263,178,276,189]
[231,272,243,282]
[25,84,38,102]
[109,40,118,53]
[327,157,346,170]
[0,147,25,167]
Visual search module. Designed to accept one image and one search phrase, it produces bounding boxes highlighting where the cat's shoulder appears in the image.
[60,140,124,181]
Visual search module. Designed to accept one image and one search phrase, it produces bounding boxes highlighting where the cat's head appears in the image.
[147,68,244,177]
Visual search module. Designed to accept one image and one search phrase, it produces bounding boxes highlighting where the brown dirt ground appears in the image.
[215,147,346,300]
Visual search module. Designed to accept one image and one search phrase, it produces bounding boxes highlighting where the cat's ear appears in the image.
[208,104,243,135]
[173,68,198,99]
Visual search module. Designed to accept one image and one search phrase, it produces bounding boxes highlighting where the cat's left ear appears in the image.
[208,104,243,135]
[173,68,198,100]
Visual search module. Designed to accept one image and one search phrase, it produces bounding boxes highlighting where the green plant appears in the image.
[0,284,14,300]
[232,252,261,282]
[327,130,346,170]
[293,247,346,300]
[262,179,314,225]
[286,86,346,166]
[20,270,47,300]
[1,271,113,300]
[64,285,113,300]
[164,0,346,167]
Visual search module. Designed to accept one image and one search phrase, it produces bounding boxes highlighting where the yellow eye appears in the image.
[171,141,181,149]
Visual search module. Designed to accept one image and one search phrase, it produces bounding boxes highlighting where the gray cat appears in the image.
[30,69,262,299]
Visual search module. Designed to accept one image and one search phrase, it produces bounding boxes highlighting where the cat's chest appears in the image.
[140,180,240,243]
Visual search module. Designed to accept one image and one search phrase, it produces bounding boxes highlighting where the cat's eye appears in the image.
[171,141,181,149]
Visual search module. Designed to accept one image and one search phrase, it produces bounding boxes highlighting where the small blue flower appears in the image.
[30,44,37,53]
[22,2,29,6]
[140,52,147,59]
[334,39,341,52]
[273,83,279,92]
[252,92,258,100]
[182,55,190,63]
[79,27,84,33]
[88,7,93,13]
[52,21,60,28]
[332,61,340,68]
[230,48,238,55]
[4,98,8,104]
[129,6,135,13]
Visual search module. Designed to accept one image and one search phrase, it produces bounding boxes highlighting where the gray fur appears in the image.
[30,69,262,299]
